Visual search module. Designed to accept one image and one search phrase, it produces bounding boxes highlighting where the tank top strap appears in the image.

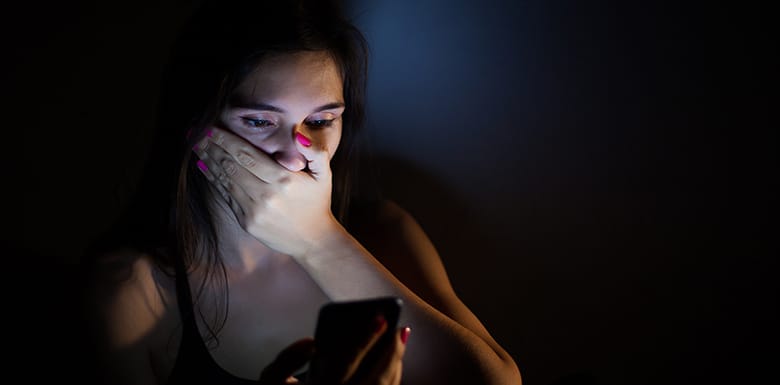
[167,256,261,384]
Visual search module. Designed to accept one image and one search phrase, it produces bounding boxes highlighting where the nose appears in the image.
[273,150,307,171]
[271,129,308,171]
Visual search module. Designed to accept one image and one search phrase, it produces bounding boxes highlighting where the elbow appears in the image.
[460,353,523,385]
[500,357,523,385]
[466,358,524,385]
[485,352,522,385]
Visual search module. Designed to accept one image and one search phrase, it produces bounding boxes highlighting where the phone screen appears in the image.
[312,296,403,377]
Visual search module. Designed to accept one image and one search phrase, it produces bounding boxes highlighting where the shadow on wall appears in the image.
[371,153,498,285]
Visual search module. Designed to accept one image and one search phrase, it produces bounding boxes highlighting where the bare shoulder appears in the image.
[86,249,177,352]
[374,200,417,226]
[350,200,458,307]
[351,199,425,233]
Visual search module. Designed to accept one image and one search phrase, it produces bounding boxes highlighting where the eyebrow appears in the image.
[230,100,345,113]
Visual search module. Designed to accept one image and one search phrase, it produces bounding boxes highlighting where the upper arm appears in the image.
[356,201,515,364]
[86,252,166,385]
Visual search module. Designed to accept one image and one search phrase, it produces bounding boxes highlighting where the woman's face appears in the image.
[219,51,345,171]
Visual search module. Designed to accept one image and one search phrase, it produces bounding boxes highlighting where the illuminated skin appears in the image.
[218,51,345,172]
[95,51,521,385]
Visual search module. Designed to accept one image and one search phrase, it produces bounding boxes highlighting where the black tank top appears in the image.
[166,258,259,385]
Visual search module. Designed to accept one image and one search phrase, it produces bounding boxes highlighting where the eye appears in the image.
[306,119,335,128]
[241,118,275,130]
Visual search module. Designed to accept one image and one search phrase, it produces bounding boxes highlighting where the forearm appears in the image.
[297,224,521,384]
[299,222,404,300]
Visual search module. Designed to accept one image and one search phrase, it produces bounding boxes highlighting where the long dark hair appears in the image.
[89,0,370,345]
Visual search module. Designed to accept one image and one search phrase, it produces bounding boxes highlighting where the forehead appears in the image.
[233,51,344,105]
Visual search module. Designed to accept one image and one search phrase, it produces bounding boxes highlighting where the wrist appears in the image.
[298,215,349,261]
[297,218,361,269]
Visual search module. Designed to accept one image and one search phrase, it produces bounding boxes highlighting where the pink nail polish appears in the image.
[295,132,312,147]
[206,129,214,138]
[192,143,199,152]
[196,160,208,172]
[401,327,411,344]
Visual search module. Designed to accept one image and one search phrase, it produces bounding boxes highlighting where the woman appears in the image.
[85,1,521,384]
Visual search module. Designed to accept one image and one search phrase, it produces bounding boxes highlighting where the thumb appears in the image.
[259,338,316,384]
[295,132,331,180]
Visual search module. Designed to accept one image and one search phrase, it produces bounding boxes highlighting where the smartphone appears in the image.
[312,296,403,377]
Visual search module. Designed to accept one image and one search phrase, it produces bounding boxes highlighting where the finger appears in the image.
[194,158,216,183]
[194,157,230,202]
[219,157,258,226]
[342,315,390,382]
[355,327,410,385]
[295,132,331,180]
[205,126,288,183]
[259,338,315,384]
[390,361,403,385]
[195,152,248,224]
[201,140,258,198]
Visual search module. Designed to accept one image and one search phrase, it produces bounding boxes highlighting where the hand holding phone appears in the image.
[309,296,404,384]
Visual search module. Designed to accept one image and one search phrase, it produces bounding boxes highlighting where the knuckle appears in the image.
[214,131,225,145]
[198,139,210,152]
[223,159,237,176]
[236,151,256,167]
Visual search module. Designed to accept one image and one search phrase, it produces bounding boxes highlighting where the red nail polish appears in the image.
[197,160,208,172]
[295,132,312,147]
[401,327,411,344]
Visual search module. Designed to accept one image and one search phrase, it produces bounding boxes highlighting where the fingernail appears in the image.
[206,129,214,138]
[196,160,208,172]
[373,315,387,333]
[192,143,199,152]
[401,327,411,344]
[295,132,312,147]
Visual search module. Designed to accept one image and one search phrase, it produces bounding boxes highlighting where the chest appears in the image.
[208,287,328,379]
[153,260,330,381]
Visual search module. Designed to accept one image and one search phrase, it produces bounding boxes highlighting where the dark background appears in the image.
[9,1,776,384]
